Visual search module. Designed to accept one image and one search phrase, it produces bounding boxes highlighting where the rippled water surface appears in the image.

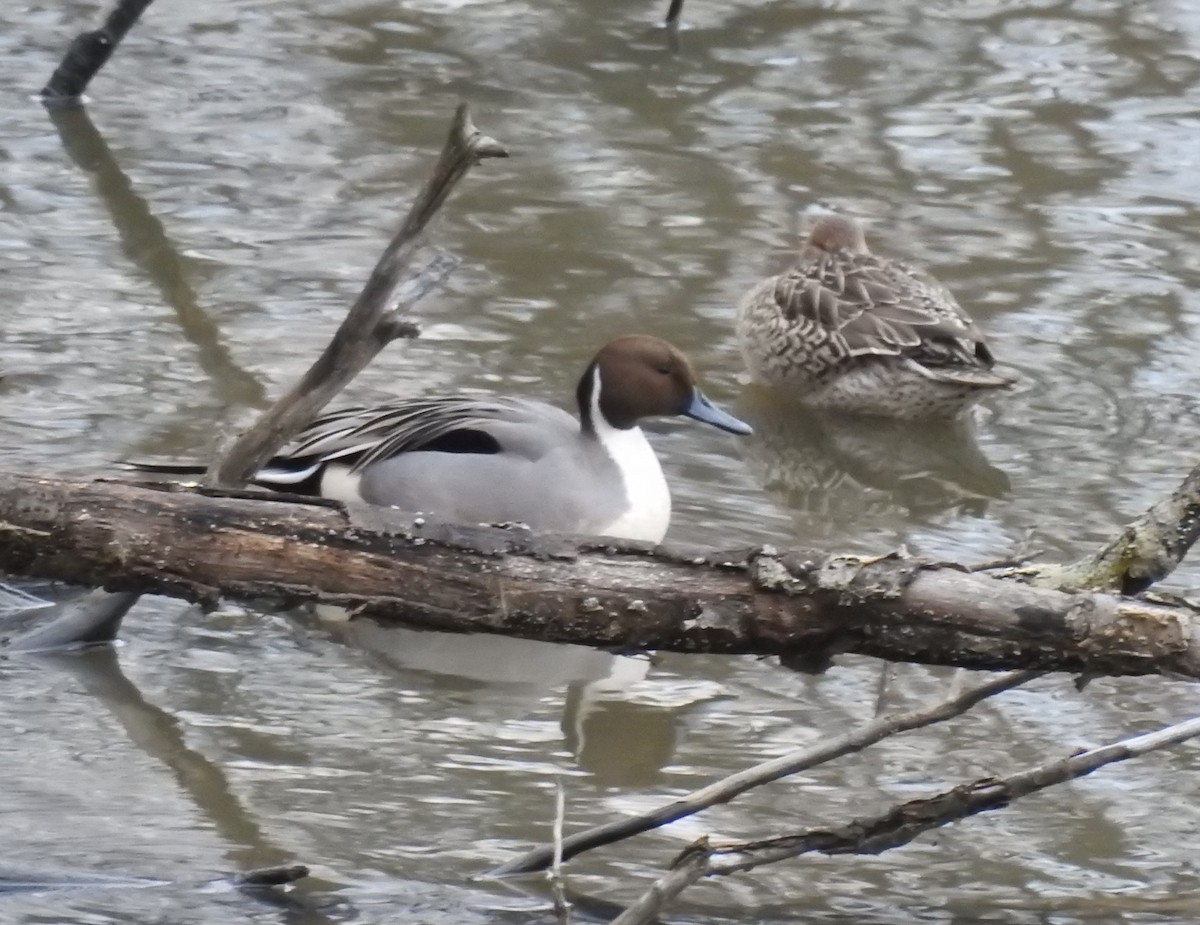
[6,1,1200,922]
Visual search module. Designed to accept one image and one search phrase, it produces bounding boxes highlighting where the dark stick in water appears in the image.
[41,0,156,105]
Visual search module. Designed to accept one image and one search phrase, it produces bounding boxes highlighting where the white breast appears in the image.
[589,370,671,543]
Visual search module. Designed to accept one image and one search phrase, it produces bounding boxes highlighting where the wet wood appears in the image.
[41,0,156,105]
[2,471,1199,677]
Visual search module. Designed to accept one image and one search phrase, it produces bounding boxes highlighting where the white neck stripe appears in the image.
[589,366,671,543]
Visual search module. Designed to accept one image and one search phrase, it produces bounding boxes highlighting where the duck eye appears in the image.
[654,366,672,376]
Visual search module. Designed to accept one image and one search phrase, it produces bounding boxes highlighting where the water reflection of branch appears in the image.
[8,646,320,911]
[45,104,268,408]
[38,645,300,873]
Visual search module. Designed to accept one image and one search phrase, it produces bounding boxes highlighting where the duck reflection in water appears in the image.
[738,387,1011,533]
[323,620,718,787]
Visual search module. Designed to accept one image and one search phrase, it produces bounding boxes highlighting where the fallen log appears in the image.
[2,471,1198,676]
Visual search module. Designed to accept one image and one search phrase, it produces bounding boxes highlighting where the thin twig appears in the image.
[549,779,571,924]
[393,251,461,311]
[488,669,1041,877]
[611,713,1200,925]
[42,0,156,106]
[207,103,507,488]
[663,0,685,28]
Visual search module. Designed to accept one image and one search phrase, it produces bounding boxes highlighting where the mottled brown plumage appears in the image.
[736,215,1013,419]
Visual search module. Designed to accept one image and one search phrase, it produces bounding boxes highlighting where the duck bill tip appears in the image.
[684,391,753,436]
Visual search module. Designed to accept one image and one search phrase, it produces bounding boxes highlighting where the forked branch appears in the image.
[610,712,1200,925]
[203,103,507,487]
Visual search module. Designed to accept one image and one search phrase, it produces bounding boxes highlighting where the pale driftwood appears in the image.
[490,669,1041,877]
[206,103,508,489]
[42,0,155,105]
[609,848,706,925]
[2,472,1200,678]
[610,713,1200,925]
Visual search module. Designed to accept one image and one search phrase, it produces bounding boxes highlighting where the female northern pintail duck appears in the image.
[736,215,1013,419]
[140,335,750,544]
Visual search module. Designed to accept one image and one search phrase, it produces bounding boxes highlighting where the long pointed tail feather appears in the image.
[120,458,325,494]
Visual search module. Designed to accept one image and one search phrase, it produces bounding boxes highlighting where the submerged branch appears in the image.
[230,865,309,888]
[490,669,1041,876]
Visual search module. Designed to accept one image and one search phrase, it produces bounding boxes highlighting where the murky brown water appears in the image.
[6,1,1200,922]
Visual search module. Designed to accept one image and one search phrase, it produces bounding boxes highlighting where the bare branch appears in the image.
[207,104,507,488]
[42,0,155,106]
[549,780,572,924]
[711,712,1200,874]
[611,713,1200,924]
[609,846,707,925]
[4,106,502,652]
[489,669,1040,877]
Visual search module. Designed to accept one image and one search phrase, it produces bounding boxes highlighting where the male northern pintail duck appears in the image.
[736,215,1014,419]
[136,335,750,544]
